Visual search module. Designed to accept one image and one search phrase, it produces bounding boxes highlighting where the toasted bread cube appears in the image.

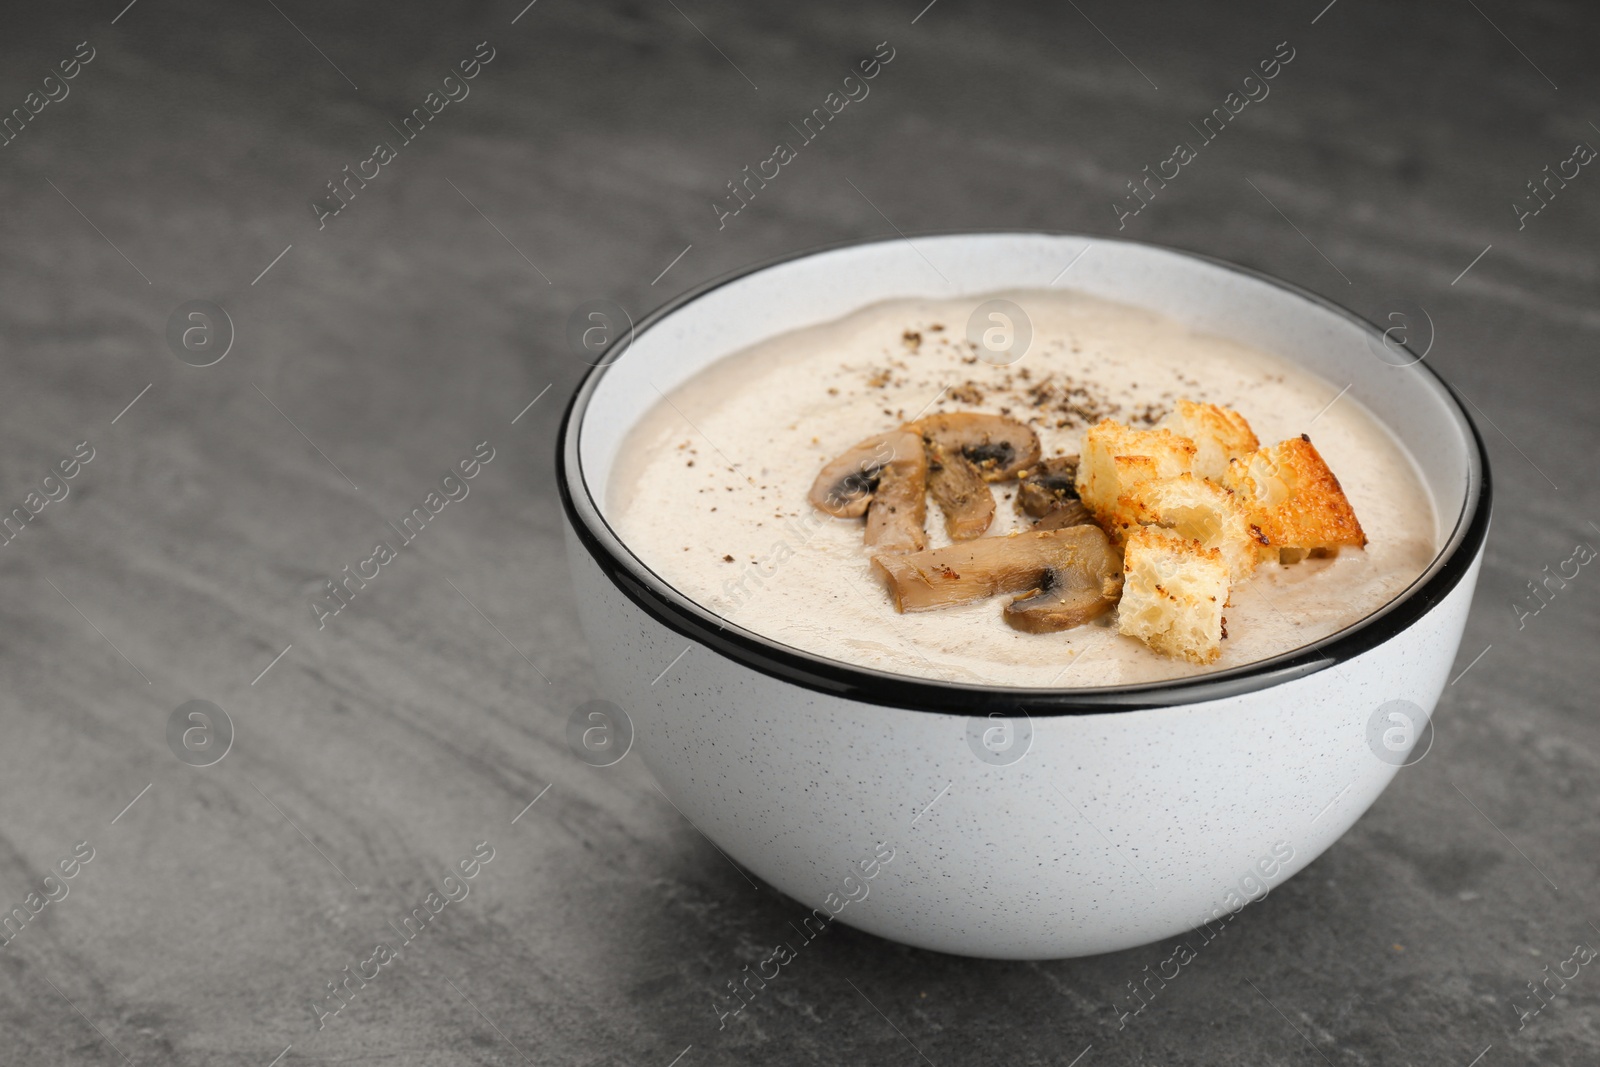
[1224,435,1367,560]
[1118,526,1229,664]
[1117,474,1262,581]
[1159,400,1259,481]
[1075,421,1195,529]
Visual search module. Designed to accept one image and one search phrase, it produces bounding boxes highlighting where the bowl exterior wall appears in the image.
[565,524,1483,958]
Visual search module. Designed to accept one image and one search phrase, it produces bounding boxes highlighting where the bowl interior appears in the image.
[569,232,1482,701]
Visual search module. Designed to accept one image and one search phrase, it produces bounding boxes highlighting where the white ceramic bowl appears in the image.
[558,233,1490,959]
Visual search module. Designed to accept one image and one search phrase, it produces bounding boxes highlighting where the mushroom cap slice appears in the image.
[808,430,922,518]
[1016,455,1081,517]
[926,443,995,541]
[906,412,1041,483]
[872,525,1121,617]
[1031,499,1093,531]
[863,436,928,553]
[1003,534,1124,633]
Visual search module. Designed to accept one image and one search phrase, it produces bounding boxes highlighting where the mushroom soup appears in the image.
[606,290,1438,687]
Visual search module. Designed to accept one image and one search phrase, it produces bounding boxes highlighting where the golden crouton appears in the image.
[1075,422,1195,529]
[1224,435,1367,560]
[1117,526,1229,664]
[1159,400,1259,481]
[1117,474,1262,581]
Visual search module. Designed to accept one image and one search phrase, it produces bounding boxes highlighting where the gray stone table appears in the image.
[0,0,1595,1063]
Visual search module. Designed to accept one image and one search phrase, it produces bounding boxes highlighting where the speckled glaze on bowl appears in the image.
[558,233,1490,959]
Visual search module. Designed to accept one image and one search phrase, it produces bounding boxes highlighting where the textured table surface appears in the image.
[1,0,1596,1064]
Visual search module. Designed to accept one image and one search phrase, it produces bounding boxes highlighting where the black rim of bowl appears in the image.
[557,231,1492,715]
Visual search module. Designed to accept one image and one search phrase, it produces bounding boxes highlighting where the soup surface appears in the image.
[607,290,1438,687]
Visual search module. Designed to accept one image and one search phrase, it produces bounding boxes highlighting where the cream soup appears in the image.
[608,290,1437,687]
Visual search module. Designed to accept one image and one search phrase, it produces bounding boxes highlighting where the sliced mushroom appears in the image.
[926,443,995,540]
[872,525,1121,624]
[1031,499,1093,531]
[809,430,922,518]
[1016,456,1080,517]
[864,440,928,554]
[906,413,1041,482]
[1004,530,1123,633]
